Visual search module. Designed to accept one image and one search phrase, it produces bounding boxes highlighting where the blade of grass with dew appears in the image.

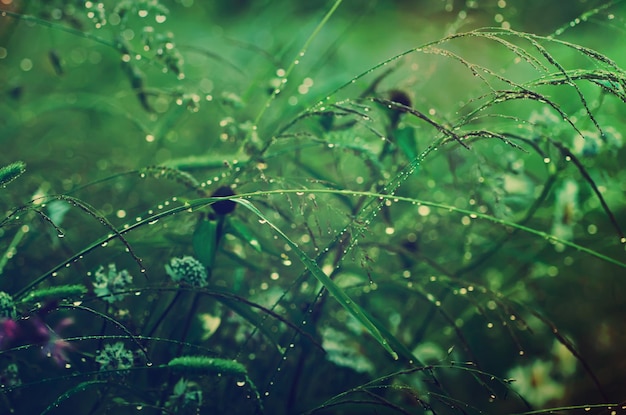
[161,153,248,170]
[254,189,626,269]
[40,380,109,415]
[232,198,399,360]
[242,0,343,151]
[212,295,286,354]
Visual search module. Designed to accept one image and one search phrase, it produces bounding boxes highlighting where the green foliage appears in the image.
[95,341,135,374]
[20,284,87,303]
[0,161,25,188]
[1,0,626,414]
[168,355,247,376]
[165,255,209,287]
[0,291,17,319]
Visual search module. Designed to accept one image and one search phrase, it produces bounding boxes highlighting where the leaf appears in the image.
[227,216,263,253]
[233,198,399,360]
[193,218,218,270]
[214,295,285,353]
[395,126,418,161]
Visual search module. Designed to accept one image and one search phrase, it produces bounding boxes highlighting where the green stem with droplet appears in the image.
[243,0,343,151]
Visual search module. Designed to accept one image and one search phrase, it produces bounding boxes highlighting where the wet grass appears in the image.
[1,1,626,414]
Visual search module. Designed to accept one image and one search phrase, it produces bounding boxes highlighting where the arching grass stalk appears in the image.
[57,304,150,363]
[14,186,624,365]
[232,197,400,360]
[228,189,626,268]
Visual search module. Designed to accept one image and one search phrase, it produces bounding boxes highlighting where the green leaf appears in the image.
[193,219,218,270]
[233,198,399,360]
[227,216,263,253]
[395,126,417,161]
[214,294,285,354]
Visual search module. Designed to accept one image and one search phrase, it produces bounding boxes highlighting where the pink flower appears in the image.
[0,308,74,366]
[0,318,19,348]
[40,318,74,366]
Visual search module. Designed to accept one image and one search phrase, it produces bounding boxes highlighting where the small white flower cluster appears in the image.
[95,342,134,374]
[0,291,16,320]
[507,339,578,407]
[166,378,203,414]
[166,256,208,288]
[93,263,133,303]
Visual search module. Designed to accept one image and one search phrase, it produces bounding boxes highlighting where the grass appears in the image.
[1,1,626,414]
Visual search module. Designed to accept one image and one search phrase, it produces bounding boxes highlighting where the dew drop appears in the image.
[236,380,246,387]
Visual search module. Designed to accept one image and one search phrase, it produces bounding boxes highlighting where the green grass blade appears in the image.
[236,189,626,270]
[233,198,399,360]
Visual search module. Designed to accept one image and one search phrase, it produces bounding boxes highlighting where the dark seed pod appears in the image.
[389,89,412,110]
[210,186,237,215]
[388,89,412,128]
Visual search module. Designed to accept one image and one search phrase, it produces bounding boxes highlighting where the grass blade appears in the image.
[233,198,400,360]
